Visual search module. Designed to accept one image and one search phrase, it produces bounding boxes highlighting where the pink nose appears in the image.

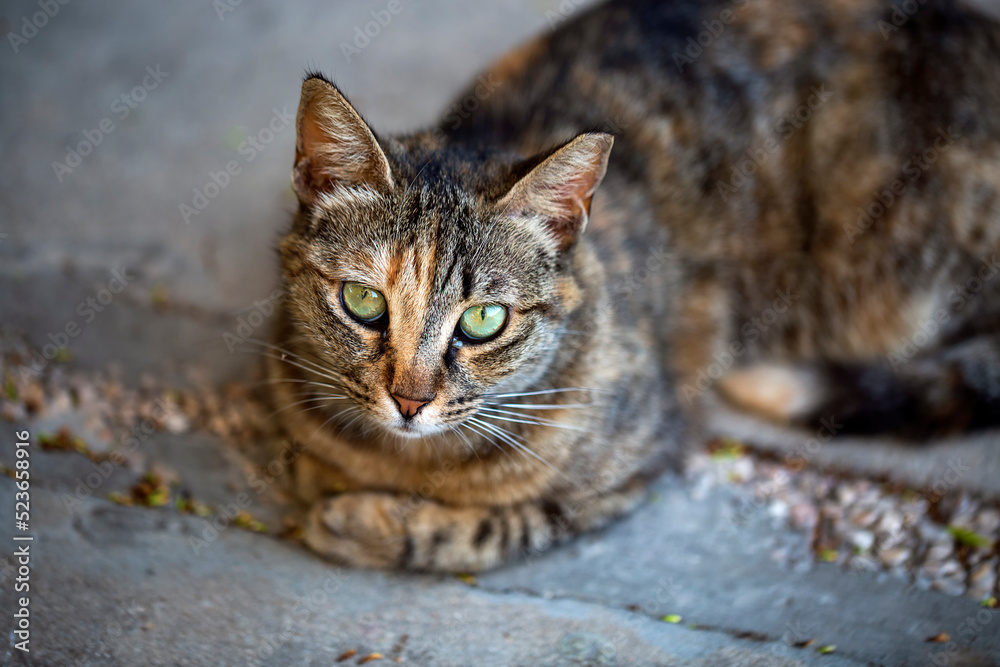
[392,393,433,419]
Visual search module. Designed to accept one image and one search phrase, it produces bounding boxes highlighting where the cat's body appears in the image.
[269,0,1000,571]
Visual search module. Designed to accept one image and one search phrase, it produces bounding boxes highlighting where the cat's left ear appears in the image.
[498,133,614,250]
[292,76,394,204]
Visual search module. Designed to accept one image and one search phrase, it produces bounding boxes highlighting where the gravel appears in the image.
[689,440,1000,605]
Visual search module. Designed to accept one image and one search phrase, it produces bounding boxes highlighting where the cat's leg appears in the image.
[803,332,1000,437]
[719,333,1000,438]
[717,364,827,424]
[302,479,647,572]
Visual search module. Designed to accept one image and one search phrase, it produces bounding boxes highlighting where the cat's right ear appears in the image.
[292,76,394,204]
[498,133,613,251]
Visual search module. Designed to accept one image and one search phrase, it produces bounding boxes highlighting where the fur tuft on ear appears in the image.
[292,76,394,204]
[498,133,614,250]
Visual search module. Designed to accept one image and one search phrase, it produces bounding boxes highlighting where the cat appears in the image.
[266,0,1000,571]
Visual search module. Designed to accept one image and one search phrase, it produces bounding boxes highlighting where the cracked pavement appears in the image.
[1,0,999,664]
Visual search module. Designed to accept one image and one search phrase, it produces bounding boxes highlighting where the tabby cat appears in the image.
[267,0,1000,571]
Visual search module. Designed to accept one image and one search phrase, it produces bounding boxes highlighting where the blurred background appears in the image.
[0,1,998,665]
[0,0,552,384]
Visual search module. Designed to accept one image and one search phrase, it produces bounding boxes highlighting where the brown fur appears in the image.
[268,0,1000,571]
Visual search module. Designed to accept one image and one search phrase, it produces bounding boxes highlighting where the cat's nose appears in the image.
[391,392,434,419]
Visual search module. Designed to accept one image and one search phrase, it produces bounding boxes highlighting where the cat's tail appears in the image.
[717,334,1000,439]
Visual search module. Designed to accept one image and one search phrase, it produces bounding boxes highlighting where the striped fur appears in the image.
[270,0,1000,571]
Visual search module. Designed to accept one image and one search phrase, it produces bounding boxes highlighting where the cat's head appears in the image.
[278,75,612,439]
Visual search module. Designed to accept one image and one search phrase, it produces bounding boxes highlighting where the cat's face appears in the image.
[283,186,565,438]
[278,76,611,439]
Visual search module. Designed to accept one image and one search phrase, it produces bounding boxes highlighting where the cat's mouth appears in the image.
[389,419,448,439]
[378,393,450,439]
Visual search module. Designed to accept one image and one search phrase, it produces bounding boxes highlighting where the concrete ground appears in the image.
[1,0,998,665]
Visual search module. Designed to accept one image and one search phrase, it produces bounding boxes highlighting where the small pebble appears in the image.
[163,412,190,435]
[925,541,954,564]
[878,547,910,568]
[939,560,962,578]
[836,486,857,505]
[975,508,1000,534]
[849,508,877,528]
[768,499,790,520]
[877,511,903,536]
[968,560,997,593]
[849,530,875,552]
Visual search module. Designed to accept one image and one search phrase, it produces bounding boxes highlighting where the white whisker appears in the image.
[484,387,601,399]
[486,402,593,410]
[265,394,350,420]
[469,418,561,474]
[335,407,366,434]
[307,409,345,444]
[245,377,347,393]
[463,420,510,460]
[248,348,347,387]
[240,337,348,385]
[447,424,480,460]
[476,407,592,433]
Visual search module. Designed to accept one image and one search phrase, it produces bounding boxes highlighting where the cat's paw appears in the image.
[717,363,825,422]
[304,492,410,569]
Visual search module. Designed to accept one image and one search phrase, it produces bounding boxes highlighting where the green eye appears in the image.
[459,304,507,340]
[341,282,387,322]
